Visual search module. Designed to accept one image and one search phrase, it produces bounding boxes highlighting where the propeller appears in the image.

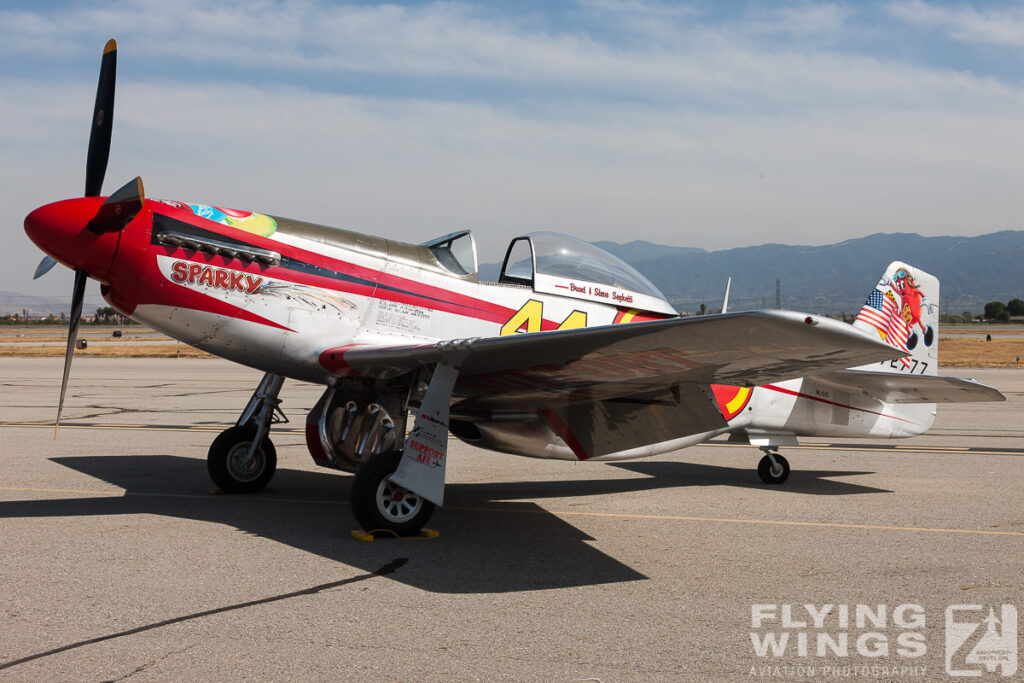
[86,38,118,198]
[89,176,145,233]
[31,39,118,281]
[33,256,57,279]
[55,270,87,437]
[49,38,127,436]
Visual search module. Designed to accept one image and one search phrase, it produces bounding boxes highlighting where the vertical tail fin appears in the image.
[852,261,938,375]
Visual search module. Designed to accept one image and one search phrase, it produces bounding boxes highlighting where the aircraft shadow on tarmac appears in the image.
[0,454,890,594]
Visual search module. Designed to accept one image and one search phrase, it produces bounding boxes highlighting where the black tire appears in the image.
[207,424,277,493]
[351,451,435,536]
[757,452,790,485]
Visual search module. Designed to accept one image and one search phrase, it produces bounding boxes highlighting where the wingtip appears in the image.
[103,39,117,54]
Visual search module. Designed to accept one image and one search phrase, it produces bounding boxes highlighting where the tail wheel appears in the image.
[208,424,277,493]
[351,451,434,536]
[757,452,790,485]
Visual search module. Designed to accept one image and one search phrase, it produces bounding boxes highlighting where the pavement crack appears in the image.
[0,558,409,672]
[102,644,197,682]
[69,406,148,421]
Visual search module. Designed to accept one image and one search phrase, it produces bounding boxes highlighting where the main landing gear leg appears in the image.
[351,361,462,536]
[757,447,790,485]
[208,372,287,493]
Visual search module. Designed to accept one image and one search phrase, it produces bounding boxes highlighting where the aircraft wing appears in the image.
[813,369,1006,404]
[324,311,905,407]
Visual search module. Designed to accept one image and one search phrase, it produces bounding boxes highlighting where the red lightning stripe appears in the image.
[761,384,918,425]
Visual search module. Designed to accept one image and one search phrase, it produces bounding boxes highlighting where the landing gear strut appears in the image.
[346,360,460,536]
[208,372,286,493]
[757,448,790,485]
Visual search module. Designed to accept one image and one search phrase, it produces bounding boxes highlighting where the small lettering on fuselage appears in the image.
[565,282,633,304]
[170,260,263,294]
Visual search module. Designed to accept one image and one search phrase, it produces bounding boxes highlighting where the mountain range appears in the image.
[0,291,104,318]
[484,230,1024,315]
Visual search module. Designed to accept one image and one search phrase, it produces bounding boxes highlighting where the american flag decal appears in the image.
[856,287,910,351]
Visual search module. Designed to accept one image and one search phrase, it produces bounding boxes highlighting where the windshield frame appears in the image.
[497,232,676,314]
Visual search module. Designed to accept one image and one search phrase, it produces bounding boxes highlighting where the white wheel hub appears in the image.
[376,477,423,523]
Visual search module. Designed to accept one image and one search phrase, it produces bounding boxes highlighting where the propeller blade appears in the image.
[55,269,88,438]
[88,176,145,234]
[33,256,58,279]
[85,39,117,198]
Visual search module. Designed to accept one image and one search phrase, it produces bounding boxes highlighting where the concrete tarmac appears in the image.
[1,358,1022,680]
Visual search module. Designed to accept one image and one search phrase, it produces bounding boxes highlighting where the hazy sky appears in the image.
[4,0,1024,302]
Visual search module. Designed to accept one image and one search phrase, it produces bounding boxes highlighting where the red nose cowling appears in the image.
[24,197,122,282]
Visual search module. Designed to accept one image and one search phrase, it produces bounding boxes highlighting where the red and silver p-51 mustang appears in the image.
[24,41,1004,535]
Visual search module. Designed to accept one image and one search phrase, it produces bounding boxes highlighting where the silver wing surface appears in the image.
[331,311,903,405]
[323,311,905,460]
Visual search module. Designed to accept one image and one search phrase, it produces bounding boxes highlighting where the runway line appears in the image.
[695,441,1023,457]
[2,421,1022,456]
[537,509,1024,537]
[2,486,1021,538]
[0,421,306,435]
[0,486,123,496]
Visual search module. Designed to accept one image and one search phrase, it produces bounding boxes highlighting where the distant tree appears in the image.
[1007,298,1024,316]
[984,301,1006,320]
[94,306,122,324]
[699,303,707,315]
[998,310,1011,323]
[961,311,973,322]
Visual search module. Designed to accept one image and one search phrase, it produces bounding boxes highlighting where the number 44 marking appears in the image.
[500,299,587,336]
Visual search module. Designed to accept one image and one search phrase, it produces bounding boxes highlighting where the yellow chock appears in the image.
[350,528,440,542]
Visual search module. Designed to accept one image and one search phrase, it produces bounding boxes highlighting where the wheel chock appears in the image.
[350,528,440,542]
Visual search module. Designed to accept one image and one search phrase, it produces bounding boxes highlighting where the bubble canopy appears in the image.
[499,232,676,315]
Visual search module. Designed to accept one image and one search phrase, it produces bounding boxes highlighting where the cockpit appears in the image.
[420,230,675,315]
[498,231,676,315]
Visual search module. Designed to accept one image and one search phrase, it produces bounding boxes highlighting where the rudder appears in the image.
[852,261,938,375]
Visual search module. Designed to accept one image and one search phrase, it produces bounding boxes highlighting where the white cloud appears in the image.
[6,1,1024,298]
[889,0,1024,47]
[0,0,1016,111]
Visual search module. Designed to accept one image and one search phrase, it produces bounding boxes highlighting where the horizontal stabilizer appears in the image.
[814,369,1005,404]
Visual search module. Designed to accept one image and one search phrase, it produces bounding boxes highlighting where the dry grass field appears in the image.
[0,325,213,358]
[939,337,1024,367]
[3,325,1023,366]
[0,344,211,358]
